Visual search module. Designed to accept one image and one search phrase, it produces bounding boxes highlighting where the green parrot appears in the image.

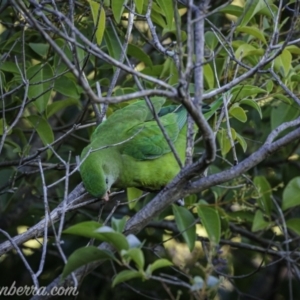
[80,98,216,200]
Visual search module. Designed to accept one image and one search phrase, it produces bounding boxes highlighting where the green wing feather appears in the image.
[90,98,165,142]
[121,105,187,160]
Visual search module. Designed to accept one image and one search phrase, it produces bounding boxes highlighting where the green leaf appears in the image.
[286,45,300,55]
[239,0,268,27]
[228,210,254,223]
[53,38,86,72]
[271,102,300,130]
[272,93,292,105]
[168,58,179,85]
[156,0,174,31]
[286,219,300,235]
[274,49,292,77]
[236,26,267,44]
[62,246,116,279]
[234,43,264,60]
[104,26,123,61]
[240,99,262,118]
[27,115,54,159]
[291,75,300,82]
[236,132,247,152]
[266,80,274,93]
[134,0,144,14]
[111,0,126,23]
[28,43,50,58]
[220,4,243,18]
[112,270,143,287]
[203,97,223,120]
[205,31,218,50]
[95,226,129,251]
[282,177,300,210]
[47,98,79,119]
[197,204,221,244]
[0,119,9,135]
[172,205,196,251]
[231,85,266,102]
[88,0,106,45]
[63,221,103,236]
[64,221,129,251]
[4,139,22,154]
[64,222,129,251]
[147,259,173,276]
[127,187,143,209]
[111,217,127,233]
[54,76,80,98]
[229,106,247,122]
[27,63,54,113]
[217,127,236,157]
[251,210,269,232]
[122,248,145,271]
[150,9,166,28]
[203,63,214,89]
[0,61,22,74]
[253,176,273,215]
[127,44,153,67]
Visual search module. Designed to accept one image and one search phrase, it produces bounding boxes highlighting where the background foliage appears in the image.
[1,0,300,299]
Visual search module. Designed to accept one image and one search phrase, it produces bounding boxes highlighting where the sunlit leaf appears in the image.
[134,0,144,14]
[127,187,143,209]
[156,0,174,31]
[234,43,264,60]
[231,85,266,102]
[239,0,268,26]
[229,105,247,122]
[274,49,292,77]
[286,45,300,55]
[220,4,243,18]
[240,99,262,118]
[236,26,267,44]
[111,0,126,23]
[88,0,106,45]
[203,63,214,89]
[217,127,236,157]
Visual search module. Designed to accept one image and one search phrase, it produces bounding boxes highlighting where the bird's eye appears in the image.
[105,178,109,185]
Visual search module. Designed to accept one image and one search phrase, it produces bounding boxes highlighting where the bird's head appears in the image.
[80,153,116,199]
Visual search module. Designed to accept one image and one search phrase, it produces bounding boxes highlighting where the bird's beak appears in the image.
[102,190,111,201]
